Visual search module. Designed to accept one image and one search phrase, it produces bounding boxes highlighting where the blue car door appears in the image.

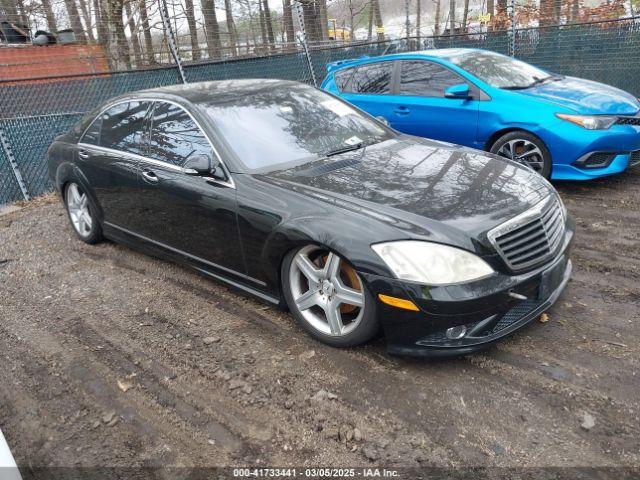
[334,60,398,122]
[389,60,480,148]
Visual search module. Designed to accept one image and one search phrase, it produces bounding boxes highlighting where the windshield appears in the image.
[449,51,552,89]
[202,84,392,172]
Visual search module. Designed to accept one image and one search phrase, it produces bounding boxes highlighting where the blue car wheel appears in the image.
[489,130,552,179]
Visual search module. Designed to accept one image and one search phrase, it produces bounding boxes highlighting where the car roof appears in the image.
[134,78,305,105]
[326,48,486,73]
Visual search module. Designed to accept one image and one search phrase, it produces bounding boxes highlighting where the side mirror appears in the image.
[183,154,212,175]
[444,84,471,99]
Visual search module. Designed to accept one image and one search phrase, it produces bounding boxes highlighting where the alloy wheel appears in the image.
[66,183,93,238]
[289,245,365,337]
[496,139,545,173]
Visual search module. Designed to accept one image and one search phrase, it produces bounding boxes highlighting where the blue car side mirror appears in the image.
[445,84,471,99]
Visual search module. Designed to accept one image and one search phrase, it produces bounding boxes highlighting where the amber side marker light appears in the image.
[378,294,420,311]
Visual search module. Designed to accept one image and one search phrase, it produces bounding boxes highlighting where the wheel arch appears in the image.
[483,127,542,151]
[56,163,104,220]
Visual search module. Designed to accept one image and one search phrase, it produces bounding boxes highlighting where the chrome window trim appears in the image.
[77,96,235,189]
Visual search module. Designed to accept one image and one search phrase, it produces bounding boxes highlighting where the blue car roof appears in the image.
[326,48,483,73]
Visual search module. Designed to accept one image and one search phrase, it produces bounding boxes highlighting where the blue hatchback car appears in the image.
[321,49,640,180]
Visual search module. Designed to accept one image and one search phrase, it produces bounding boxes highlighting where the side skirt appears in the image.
[102,221,280,305]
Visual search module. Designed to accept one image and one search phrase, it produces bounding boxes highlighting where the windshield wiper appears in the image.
[501,75,564,90]
[324,142,364,157]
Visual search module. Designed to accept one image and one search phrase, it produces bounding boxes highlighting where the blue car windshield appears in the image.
[449,51,554,89]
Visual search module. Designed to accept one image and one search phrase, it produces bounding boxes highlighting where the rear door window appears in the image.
[349,62,393,94]
[82,101,150,155]
[399,60,467,97]
[334,67,355,92]
[147,102,213,167]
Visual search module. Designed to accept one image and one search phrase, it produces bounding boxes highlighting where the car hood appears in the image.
[516,76,640,115]
[263,137,553,248]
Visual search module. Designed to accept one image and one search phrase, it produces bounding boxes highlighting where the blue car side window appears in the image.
[348,62,393,94]
[399,60,467,98]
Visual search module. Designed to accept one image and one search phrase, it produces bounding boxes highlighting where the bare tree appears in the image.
[282,0,295,47]
[318,0,328,41]
[371,0,384,41]
[41,0,58,32]
[101,0,131,70]
[224,0,238,56]
[138,0,155,63]
[183,0,201,60]
[486,0,494,29]
[262,0,275,48]
[124,0,143,64]
[462,0,469,33]
[64,0,88,41]
[77,0,96,41]
[201,0,222,58]
[449,0,455,35]
[416,0,421,42]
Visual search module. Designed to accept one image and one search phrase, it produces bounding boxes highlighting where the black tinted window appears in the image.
[351,62,392,94]
[399,61,465,97]
[148,102,212,167]
[82,116,101,145]
[334,68,355,92]
[99,101,150,154]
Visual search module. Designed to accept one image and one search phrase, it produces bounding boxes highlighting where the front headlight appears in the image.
[556,113,617,130]
[371,241,495,285]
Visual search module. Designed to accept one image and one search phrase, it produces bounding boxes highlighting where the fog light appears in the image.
[446,325,466,340]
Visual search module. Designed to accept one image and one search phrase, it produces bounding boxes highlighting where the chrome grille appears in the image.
[488,197,565,272]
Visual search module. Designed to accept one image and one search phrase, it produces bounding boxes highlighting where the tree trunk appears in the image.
[201,0,222,59]
[94,0,106,41]
[318,0,328,41]
[77,0,95,41]
[367,3,373,39]
[262,0,275,48]
[183,0,201,60]
[15,0,29,27]
[371,0,384,41]
[416,0,421,42]
[41,0,58,32]
[138,0,154,64]
[486,0,494,30]
[101,0,131,70]
[449,0,456,35]
[0,0,18,20]
[539,0,554,26]
[434,0,441,35]
[224,0,238,56]
[124,1,142,64]
[462,0,469,33]
[282,0,295,48]
[64,0,87,42]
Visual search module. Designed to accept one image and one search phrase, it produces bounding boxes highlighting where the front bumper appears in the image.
[544,123,640,180]
[363,250,572,358]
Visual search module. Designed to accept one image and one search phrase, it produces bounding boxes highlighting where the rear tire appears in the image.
[64,182,103,244]
[281,245,379,347]
[489,131,552,179]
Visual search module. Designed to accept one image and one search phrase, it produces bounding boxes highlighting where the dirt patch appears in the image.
[1,172,639,470]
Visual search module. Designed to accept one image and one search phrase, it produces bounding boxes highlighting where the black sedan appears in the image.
[47,79,573,357]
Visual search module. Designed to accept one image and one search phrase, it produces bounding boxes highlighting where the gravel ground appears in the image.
[1,170,639,475]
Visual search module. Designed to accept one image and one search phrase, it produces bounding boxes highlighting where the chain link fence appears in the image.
[1,0,640,204]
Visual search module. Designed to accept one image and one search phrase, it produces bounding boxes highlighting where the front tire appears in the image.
[65,182,103,244]
[281,245,379,347]
[489,131,552,179]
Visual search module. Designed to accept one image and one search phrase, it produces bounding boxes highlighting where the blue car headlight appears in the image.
[556,113,617,130]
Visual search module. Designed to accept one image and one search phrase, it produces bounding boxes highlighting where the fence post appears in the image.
[509,0,516,57]
[293,1,317,86]
[0,129,29,201]
[158,0,187,84]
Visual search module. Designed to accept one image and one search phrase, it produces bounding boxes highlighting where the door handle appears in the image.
[393,106,410,115]
[78,149,90,159]
[141,169,159,183]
